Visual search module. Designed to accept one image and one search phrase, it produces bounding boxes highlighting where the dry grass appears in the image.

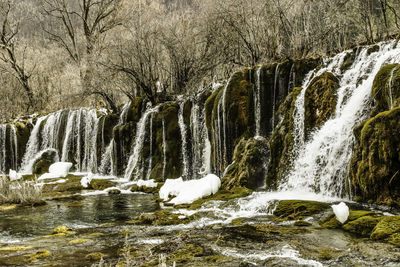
[0,175,42,204]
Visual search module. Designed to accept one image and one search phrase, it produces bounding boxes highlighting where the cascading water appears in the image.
[0,125,6,172]
[99,101,132,176]
[162,119,167,179]
[388,65,398,109]
[124,104,159,180]
[21,108,101,174]
[280,41,400,198]
[272,63,280,130]
[189,101,212,178]
[254,66,262,137]
[178,100,189,179]
[146,113,154,180]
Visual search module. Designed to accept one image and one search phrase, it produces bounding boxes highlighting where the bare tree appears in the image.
[0,0,35,111]
[41,0,122,111]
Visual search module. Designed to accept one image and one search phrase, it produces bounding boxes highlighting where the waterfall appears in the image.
[254,66,262,137]
[388,65,398,109]
[272,63,280,130]
[178,101,189,179]
[0,125,6,172]
[189,101,212,178]
[99,101,132,176]
[124,104,159,180]
[291,53,348,154]
[162,119,167,179]
[21,108,101,174]
[280,41,400,198]
[99,139,117,176]
[213,77,232,173]
[10,125,18,171]
[146,113,154,180]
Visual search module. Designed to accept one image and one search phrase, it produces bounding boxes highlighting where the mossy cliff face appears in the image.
[221,136,269,190]
[304,72,339,138]
[265,87,302,188]
[205,69,254,174]
[112,98,147,176]
[349,63,400,205]
[349,107,400,205]
[371,63,400,114]
[148,102,183,181]
[253,58,321,136]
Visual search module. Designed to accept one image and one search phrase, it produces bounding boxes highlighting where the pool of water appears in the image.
[0,193,158,243]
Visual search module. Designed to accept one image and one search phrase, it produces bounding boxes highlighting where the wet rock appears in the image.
[304,72,339,138]
[85,252,105,261]
[273,200,330,220]
[32,149,58,175]
[28,250,51,261]
[350,107,400,205]
[343,216,382,237]
[222,136,269,190]
[108,189,121,195]
[266,87,302,188]
[371,215,400,240]
[371,63,400,114]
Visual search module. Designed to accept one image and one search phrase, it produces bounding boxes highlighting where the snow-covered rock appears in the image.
[9,169,22,181]
[38,162,73,180]
[331,202,349,224]
[159,174,221,205]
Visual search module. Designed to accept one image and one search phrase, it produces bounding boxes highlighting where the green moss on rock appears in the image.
[304,72,339,138]
[349,107,400,204]
[221,136,269,190]
[371,215,400,240]
[273,200,330,220]
[371,63,400,114]
[343,216,382,237]
[266,87,302,188]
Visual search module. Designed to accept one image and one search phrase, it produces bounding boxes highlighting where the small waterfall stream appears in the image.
[124,104,159,180]
[178,101,189,179]
[254,66,262,137]
[99,102,132,176]
[0,125,7,172]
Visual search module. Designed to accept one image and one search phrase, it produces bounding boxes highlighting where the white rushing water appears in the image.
[281,40,400,198]
[124,104,159,180]
[189,100,212,178]
[21,108,101,174]
[99,101,132,176]
[0,125,7,172]
[254,66,263,137]
[178,100,189,179]
[388,65,398,109]
[162,119,167,179]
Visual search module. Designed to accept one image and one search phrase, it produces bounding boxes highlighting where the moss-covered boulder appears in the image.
[371,215,400,240]
[32,149,58,175]
[342,216,382,237]
[273,200,330,220]
[304,72,339,138]
[349,107,400,205]
[221,136,269,190]
[371,63,400,114]
[266,87,302,188]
